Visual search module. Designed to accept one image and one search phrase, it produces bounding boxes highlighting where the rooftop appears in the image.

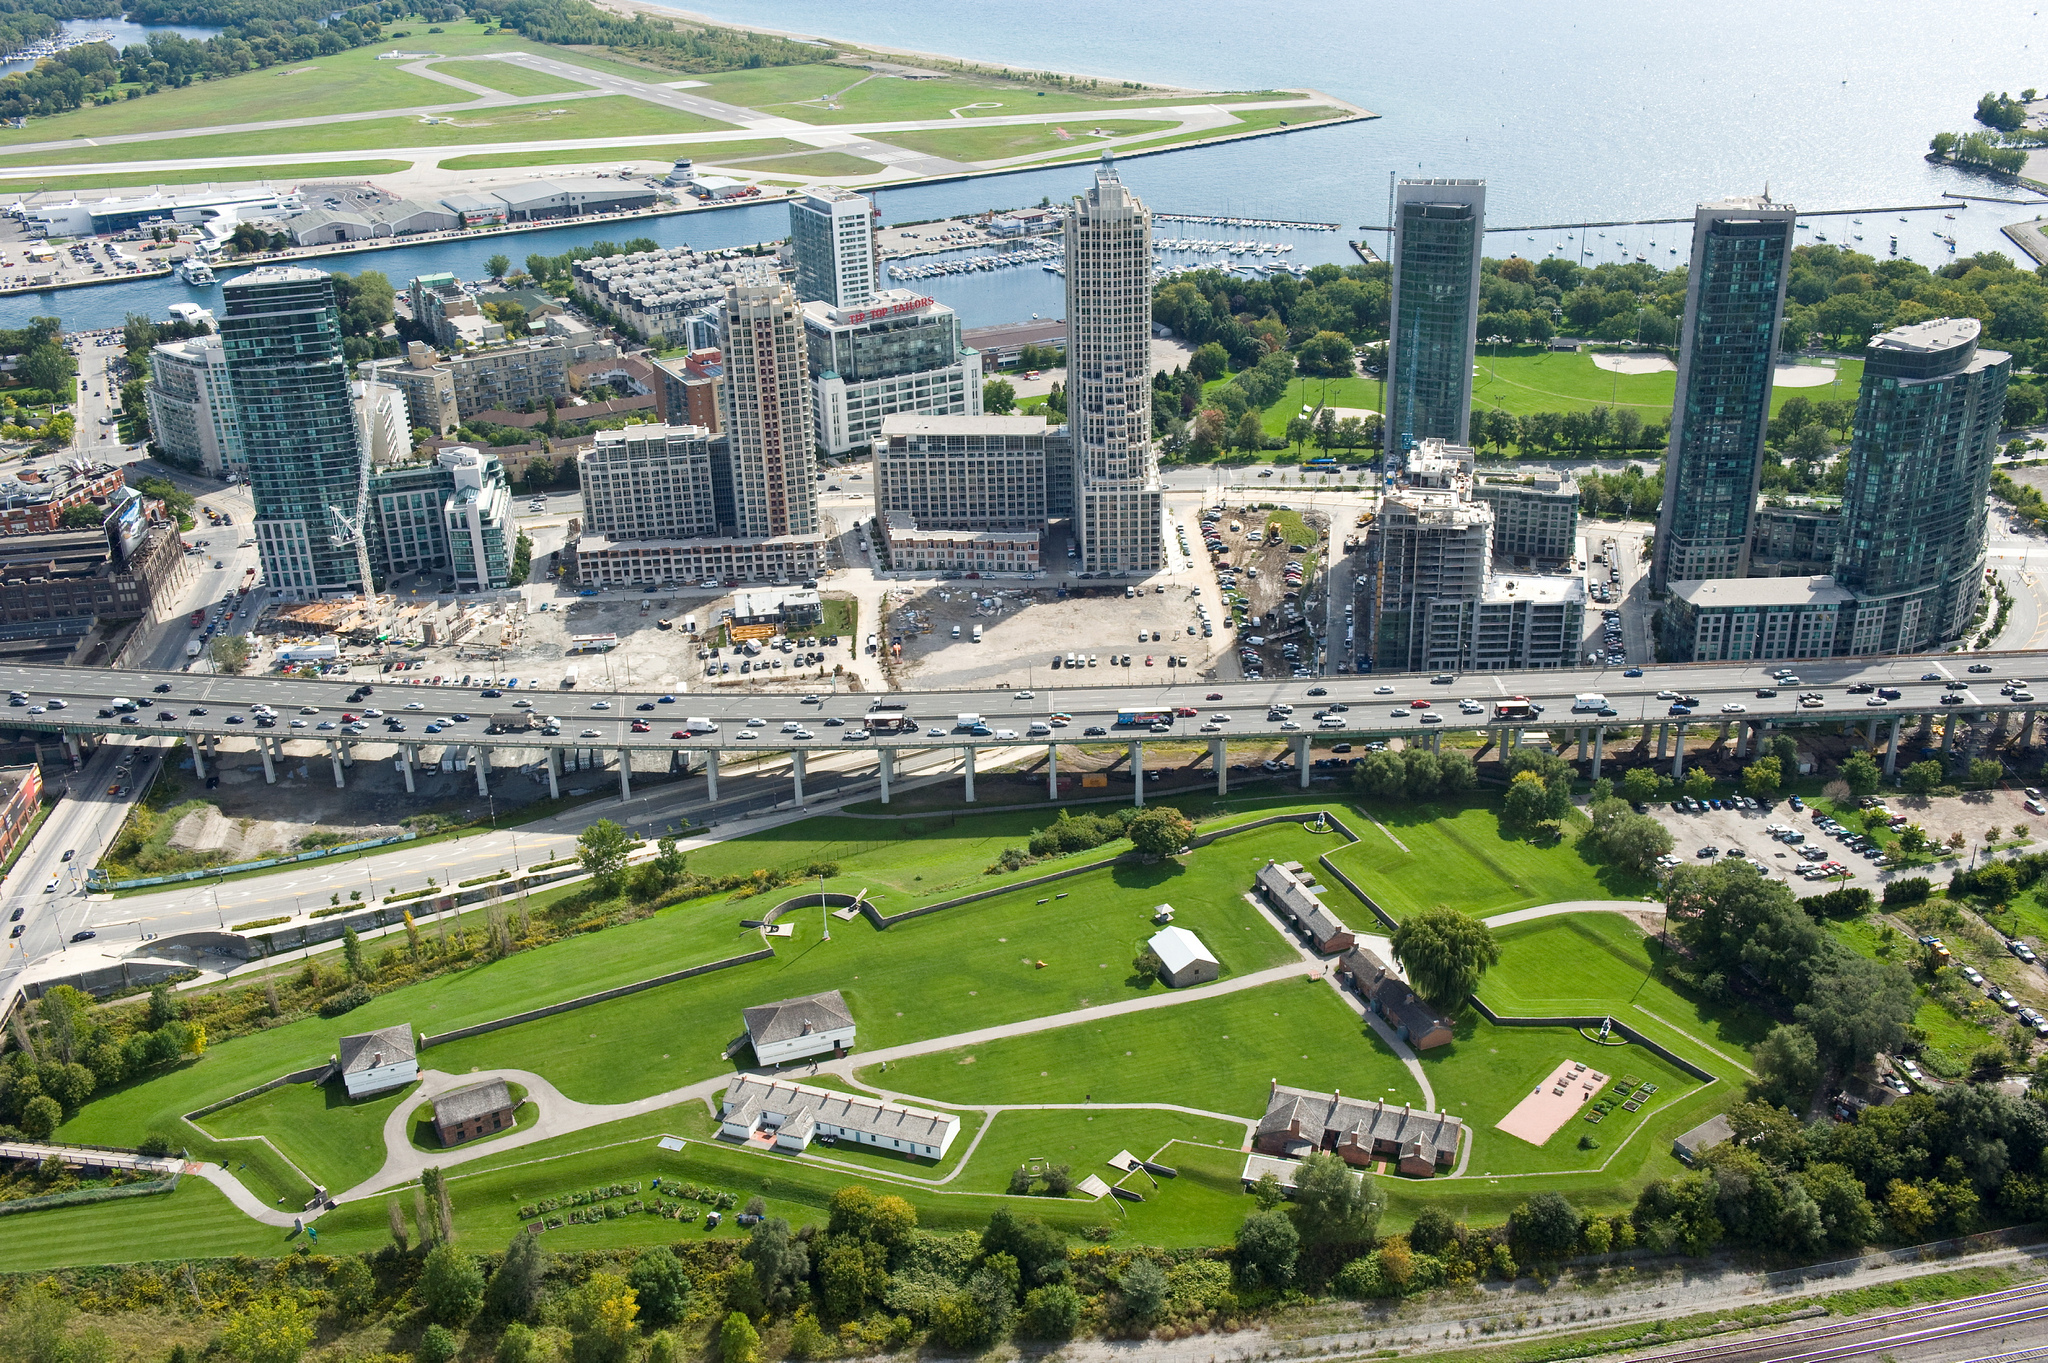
[1669,575,1857,609]
[743,989,853,1047]
[435,1077,512,1126]
[723,1073,956,1149]
[336,1022,414,1075]
[879,413,1049,440]
[1148,925,1217,975]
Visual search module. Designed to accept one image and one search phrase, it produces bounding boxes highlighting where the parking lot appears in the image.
[1650,793,1890,887]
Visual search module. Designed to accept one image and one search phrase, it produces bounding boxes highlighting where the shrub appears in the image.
[418,1324,457,1363]
[1884,877,1934,907]
[317,984,374,1018]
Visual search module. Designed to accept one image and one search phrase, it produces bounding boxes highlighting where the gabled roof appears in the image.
[435,1078,511,1126]
[723,1074,955,1147]
[1256,1082,1463,1163]
[1148,925,1216,975]
[1341,947,1454,1040]
[743,990,853,1046]
[336,1022,414,1075]
[1258,860,1352,945]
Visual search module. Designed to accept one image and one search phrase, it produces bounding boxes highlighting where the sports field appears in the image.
[1322,800,1649,920]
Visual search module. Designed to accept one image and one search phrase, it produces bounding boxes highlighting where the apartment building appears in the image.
[446,338,572,419]
[1385,178,1484,466]
[578,424,719,541]
[363,343,461,437]
[365,446,513,589]
[789,187,878,310]
[146,333,243,476]
[1472,471,1579,565]
[804,291,981,458]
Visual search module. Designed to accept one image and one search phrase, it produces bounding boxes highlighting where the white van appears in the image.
[1571,693,1609,712]
[1028,721,1052,736]
[972,624,983,642]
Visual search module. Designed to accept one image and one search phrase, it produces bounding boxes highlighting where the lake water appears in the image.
[7,0,2045,330]
[0,17,222,78]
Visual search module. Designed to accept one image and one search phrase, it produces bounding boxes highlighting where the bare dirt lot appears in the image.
[882,579,1219,691]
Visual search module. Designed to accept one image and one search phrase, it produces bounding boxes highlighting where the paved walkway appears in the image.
[1483,898,1666,927]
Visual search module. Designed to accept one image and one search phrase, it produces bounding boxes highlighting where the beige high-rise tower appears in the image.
[1066,156,1162,573]
[721,274,820,540]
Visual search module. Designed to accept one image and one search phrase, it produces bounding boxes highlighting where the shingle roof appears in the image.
[1258,860,1352,948]
[1341,947,1454,1041]
[435,1078,511,1126]
[1256,1082,1463,1164]
[336,1023,414,1075]
[743,990,853,1047]
[723,1074,955,1148]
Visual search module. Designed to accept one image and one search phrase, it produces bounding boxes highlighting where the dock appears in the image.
[1348,239,1382,265]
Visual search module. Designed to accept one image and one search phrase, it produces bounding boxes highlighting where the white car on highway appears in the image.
[1721,703,1747,714]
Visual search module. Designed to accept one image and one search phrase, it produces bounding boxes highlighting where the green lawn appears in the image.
[691,63,1288,126]
[409,1084,534,1153]
[1478,913,1769,1078]
[0,161,411,192]
[1828,916,1995,1073]
[201,1078,421,1197]
[439,136,813,170]
[1418,1018,1697,1177]
[0,97,723,169]
[886,120,1179,164]
[0,1178,292,1271]
[430,59,596,97]
[745,152,886,179]
[424,832,1306,1102]
[1090,104,1350,157]
[1322,799,1652,921]
[953,1108,1246,1196]
[860,977,1417,1117]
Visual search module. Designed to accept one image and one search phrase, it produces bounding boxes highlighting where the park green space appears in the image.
[950,1108,1245,1196]
[858,977,1416,1116]
[1478,913,1762,1082]
[439,136,811,170]
[423,832,1306,1101]
[689,62,1288,126]
[0,1177,290,1270]
[1827,916,1991,1070]
[0,96,722,169]
[201,1078,422,1197]
[1322,799,1651,920]
[428,59,596,97]
[0,161,412,192]
[1418,1018,1698,1177]
[886,120,1179,164]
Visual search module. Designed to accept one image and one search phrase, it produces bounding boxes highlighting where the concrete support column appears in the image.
[339,740,354,769]
[1672,724,1688,779]
[1046,743,1058,801]
[474,747,489,796]
[1866,717,1879,744]
[1886,717,1902,776]
[618,748,633,802]
[963,745,976,803]
[879,748,893,805]
[1590,726,1605,781]
[1431,729,1443,753]
[1942,712,1957,759]
[2024,709,2039,747]
[191,739,207,781]
[545,746,560,800]
[1295,734,1311,789]
[1657,723,1669,760]
[791,749,805,807]
[328,740,346,789]
[1212,738,1228,795]
[261,736,277,785]
[1131,742,1145,807]
[1577,728,1588,762]
[706,748,719,802]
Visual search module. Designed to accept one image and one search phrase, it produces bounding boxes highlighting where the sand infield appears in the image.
[1496,1059,1607,1146]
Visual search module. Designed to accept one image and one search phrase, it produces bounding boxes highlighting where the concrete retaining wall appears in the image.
[184,1064,335,1121]
[1465,998,1719,1084]
[418,949,773,1048]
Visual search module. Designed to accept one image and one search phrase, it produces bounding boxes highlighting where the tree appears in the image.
[330,1257,376,1321]
[827,1184,916,1247]
[1623,767,1664,804]
[982,377,1017,414]
[1189,342,1228,381]
[1901,761,1944,796]
[57,502,103,530]
[1408,1205,1456,1255]
[567,1272,639,1363]
[487,253,511,279]
[1515,1191,1583,1260]
[1284,414,1312,452]
[577,819,634,895]
[1251,1169,1286,1210]
[719,1312,760,1363]
[1118,1257,1168,1324]
[1390,906,1500,1008]
[18,1094,60,1140]
[209,634,251,675]
[741,1216,809,1313]
[1743,757,1783,799]
[341,926,365,981]
[1235,1208,1299,1286]
[419,1245,485,1326]
[418,1326,457,1363]
[1290,1150,1380,1244]
[1602,813,1675,872]
[1294,330,1356,378]
[1020,1284,1082,1339]
[1684,767,1716,800]
[817,1238,887,1322]
[1841,749,1881,797]
[1128,806,1194,858]
[1503,769,1552,827]
[1970,758,2003,787]
[18,343,73,397]
[1751,1023,1821,1109]
[627,1247,690,1327]
[220,1299,314,1363]
[1899,823,1930,856]
[1796,951,1918,1069]
[1234,410,1266,454]
[0,1286,73,1363]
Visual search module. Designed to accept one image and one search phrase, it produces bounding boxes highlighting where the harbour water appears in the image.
[3,0,2043,330]
[0,18,222,78]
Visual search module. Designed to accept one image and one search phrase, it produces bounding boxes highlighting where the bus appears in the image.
[1117,710,1171,727]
